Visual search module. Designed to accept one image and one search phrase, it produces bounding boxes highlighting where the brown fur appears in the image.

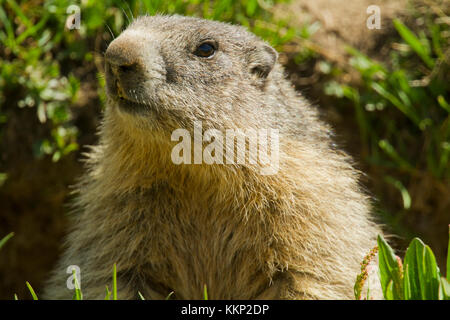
[44,15,382,300]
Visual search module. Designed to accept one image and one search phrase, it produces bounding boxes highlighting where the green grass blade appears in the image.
[203,284,208,300]
[72,269,83,300]
[105,286,111,300]
[437,96,450,114]
[345,46,386,74]
[404,238,440,299]
[378,140,415,172]
[0,4,15,42]
[439,277,450,300]
[447,225,449,282]
[5,0,32,28]
[138,291,145,300]
[370,83,421,126]
[393,19,434,69]
[385,280,395,300]
[112,263,117,300]
[165,291,174,300]
[404,239,421,299]
[0,232,14,250]
[26,282,38,300]
[16,13,51,45]
[377,235,403,299]
[403,262,412,299]
[384,176,411,209]
[14,294,18,300]
[424,246,440,299]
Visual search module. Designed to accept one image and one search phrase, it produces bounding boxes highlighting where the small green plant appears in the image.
[354,245,379,300]
[356,227,450,300]
[0,232,14,251]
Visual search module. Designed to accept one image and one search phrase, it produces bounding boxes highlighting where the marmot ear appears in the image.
[247,43,278,79]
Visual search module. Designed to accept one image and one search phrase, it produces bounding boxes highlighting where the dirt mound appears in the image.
[275,0,408,62]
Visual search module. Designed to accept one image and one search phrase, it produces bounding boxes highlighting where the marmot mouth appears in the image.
[114,95,147,114]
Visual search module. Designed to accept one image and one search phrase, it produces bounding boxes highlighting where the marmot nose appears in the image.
[105,37,141,99]
[105,37,139,82]
[105,36,138,66]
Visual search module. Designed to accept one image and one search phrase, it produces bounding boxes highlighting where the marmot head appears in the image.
[104,14,280,134]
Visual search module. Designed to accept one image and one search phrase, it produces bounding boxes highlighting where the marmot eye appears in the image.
[194,42,216,58]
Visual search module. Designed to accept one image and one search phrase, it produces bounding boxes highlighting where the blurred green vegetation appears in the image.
[0,0,296,163]
[323,3,449,250]
[325,18,449,181]
[0,0,448,299]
